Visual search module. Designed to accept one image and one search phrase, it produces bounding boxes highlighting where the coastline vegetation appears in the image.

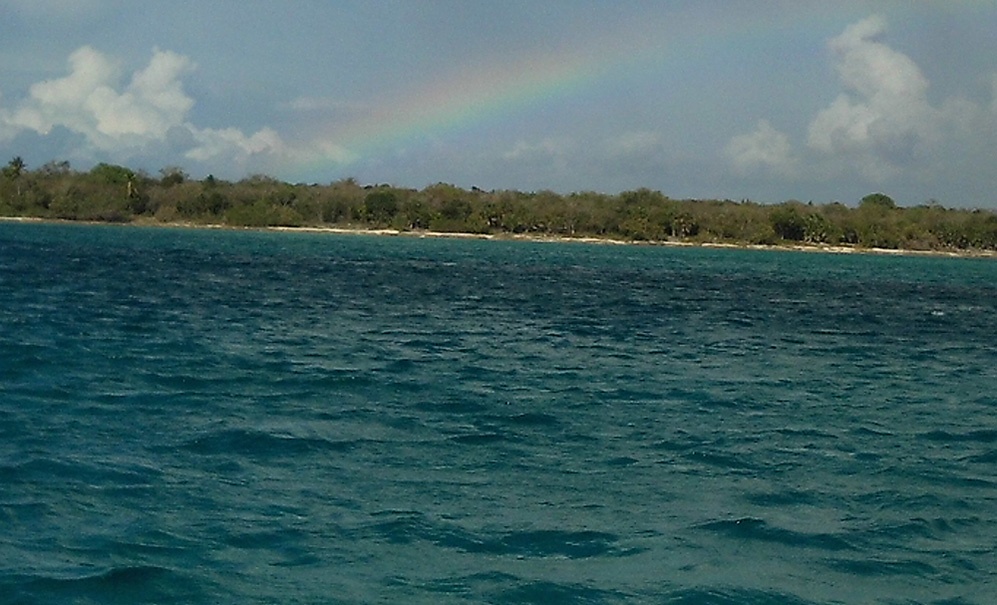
[2,156,997,253]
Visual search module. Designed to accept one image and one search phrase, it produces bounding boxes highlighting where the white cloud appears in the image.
[727,15,995,189]
[184,126,282,162]
[6,46,121,141]
[0,45,288,173]
[806,15,939,178]
[725,120,796,177]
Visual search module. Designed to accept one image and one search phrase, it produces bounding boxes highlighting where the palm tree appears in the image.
[4,156,25,199]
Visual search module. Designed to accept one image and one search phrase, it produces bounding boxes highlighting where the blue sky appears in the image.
[1,1,996,208]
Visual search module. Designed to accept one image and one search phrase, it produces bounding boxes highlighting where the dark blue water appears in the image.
[2,222,996,604]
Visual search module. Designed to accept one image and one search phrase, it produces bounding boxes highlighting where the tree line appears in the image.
[2,157,997,251]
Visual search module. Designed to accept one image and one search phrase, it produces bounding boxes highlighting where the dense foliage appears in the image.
[2,157,997,251]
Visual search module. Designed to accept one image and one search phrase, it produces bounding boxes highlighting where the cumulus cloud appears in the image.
[4,46,195,146]
[725,120,797,177]
[0,45,286,173]
[727,15,994,189]
[805,15,940,178]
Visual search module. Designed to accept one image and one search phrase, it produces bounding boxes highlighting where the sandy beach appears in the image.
[3,215,995,259]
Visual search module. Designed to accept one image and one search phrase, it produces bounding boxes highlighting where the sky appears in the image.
[1,1,996,208]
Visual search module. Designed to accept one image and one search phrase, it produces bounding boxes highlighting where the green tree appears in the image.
[364,190,399,224]
[399,197,432,230]
[89,163,135,185]
[860,192,896,211]
[159,166,188,187]
[770,204,806,241]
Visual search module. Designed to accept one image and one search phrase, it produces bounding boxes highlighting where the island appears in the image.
[2,157,996,256]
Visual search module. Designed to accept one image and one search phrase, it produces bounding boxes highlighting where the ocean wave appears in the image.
[491,411,562,427]
[963,449,997,464]
[420,571,630,604]
[492,579,627,604]
[448,432,509,445]
[0,457,161,487]
[659,587,818,605]
[920,429,997,444]
[361,511,633,559]
[180,427,359,458]
[742,489,820,507]
[696,517,855,552]
[825,557,938,577]
[3,565,200,604]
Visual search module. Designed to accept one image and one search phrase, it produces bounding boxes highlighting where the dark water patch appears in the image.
[742,489,819,507]
[963,449,997,463]
[696,517,854,552]
[866,518,944,541]
[562,431,601,445]
[492,579,626,604]
[912,469,997,490]
[362,510,481,551]
[422,571,628,604]
[225,527,308,550]
[494,412,561,427]
[285,368,378,391]
[362,511,628,559]
[849,515,982,549]
[851,425,896,437]
[0,501,49,525]
[652,432,706,453]
[7,565,199,605]
[605,385,665,403]
[413,398,491,416]
[139,370,257,394]
[180,428,358,458]
[0,457,161,487]
[493,529,626,559]
[920,429,997,444]
[222,527,322,567]
[448,432,508,445]
[852,488,971,512]
[661,587,818,605]
[100,530,199,559]
[419,571,514,600]
[826,557,938,577]
[682,450,759,473]
[606,455,640,467]
[774,427,839,440]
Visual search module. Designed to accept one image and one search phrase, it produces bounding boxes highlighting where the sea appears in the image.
[1,221,995,605]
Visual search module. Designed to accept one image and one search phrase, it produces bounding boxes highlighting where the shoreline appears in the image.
[3,215,995,259]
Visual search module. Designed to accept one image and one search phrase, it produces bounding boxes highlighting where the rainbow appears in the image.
[280,15,676,181]
[281,5,861,182]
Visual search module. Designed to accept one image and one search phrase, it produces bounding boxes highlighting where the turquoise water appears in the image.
[1,222,996,604]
